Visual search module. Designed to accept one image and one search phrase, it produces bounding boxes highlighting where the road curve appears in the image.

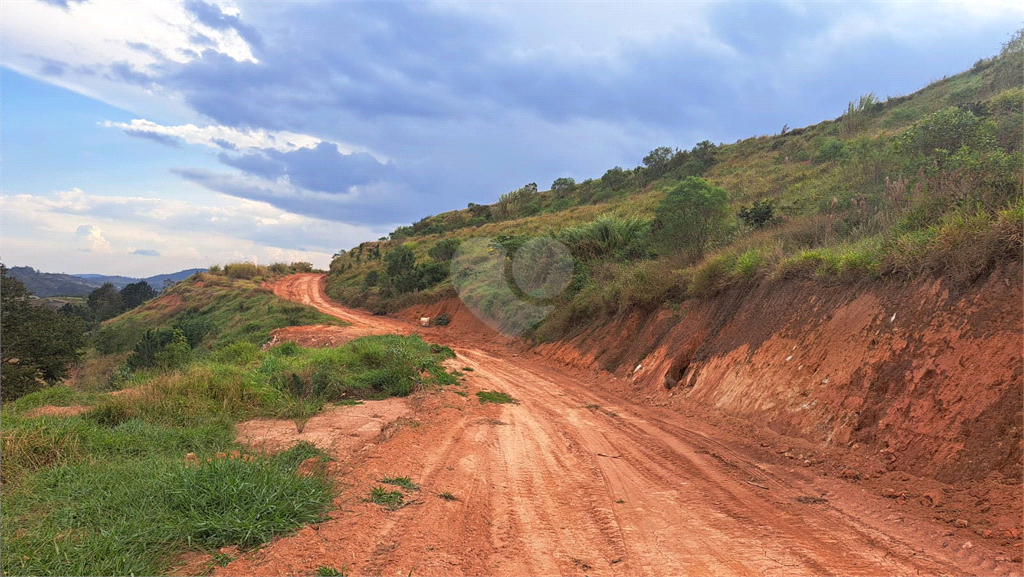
[219,273,1011,576]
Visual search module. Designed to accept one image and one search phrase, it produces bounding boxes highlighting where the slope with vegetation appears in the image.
[319,33,1023,484]
[324,33,1022,334]
[0,262,461,576]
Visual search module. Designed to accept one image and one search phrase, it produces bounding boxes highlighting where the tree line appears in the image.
[0,266,160,401]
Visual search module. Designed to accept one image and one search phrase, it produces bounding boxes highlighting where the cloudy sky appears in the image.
[1,1,1020,277]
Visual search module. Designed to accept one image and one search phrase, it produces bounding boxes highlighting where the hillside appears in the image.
[5,266,100,297]
[324,36,1022,330]
[318,32,1024,486]
[5,266,207,297]
[75,268,207,291]
[2,29,1021,577]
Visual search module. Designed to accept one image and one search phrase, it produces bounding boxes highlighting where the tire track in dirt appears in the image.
[214,274,1017,576]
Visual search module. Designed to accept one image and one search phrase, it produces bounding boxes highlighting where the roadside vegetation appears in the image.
[476,390,519,405]
[1,266,460,576]
[324,33,1023,341]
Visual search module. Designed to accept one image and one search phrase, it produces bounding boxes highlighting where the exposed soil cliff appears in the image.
[413,263,1023,487]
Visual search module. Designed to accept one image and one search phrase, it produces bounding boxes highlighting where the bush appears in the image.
[817,138,849,163]
[737,199,776,228]
[223,262,263,279]
[428,238,462,263]
[432,313,452,326]
[154,330,191,370]
[559,215,651,261]
[894,107,996,158]
[655,177,730,263]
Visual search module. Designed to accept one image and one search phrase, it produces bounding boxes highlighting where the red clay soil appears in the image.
[197,273,1024,577]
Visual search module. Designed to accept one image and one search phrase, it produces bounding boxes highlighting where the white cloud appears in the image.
[0,0,257,121]
[1,188,393,276]
[102,119,392,165]
[104,119,321,153]
[3,0,256,71]
[74,224,111,253]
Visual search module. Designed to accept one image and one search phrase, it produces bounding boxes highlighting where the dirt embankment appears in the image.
[204,273,1024,576]
[490,262,1023,487]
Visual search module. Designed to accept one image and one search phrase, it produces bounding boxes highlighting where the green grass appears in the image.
[379,475,419,491]
[0,418,332,576]
[438,491,458,501]
[1,276,469,576]
[72,333,460,430]
[476,390,519,405]
[366,486,406,510]
[91,273,347,360]
[3,386,103,414]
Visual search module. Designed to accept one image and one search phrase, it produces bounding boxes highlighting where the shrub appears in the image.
[737,199,776,228]
[817,138,849,163]
[559,215,651,261]
[1,270,86,401]
[551,177,576,196]
[154,330,191,370]
[428,238,462,263]
[894,107,996,158]
[223,262,264,279]
[655,177,730,263]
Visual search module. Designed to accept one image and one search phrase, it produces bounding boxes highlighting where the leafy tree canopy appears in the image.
[1,265,86,401]
[655,176,730,263]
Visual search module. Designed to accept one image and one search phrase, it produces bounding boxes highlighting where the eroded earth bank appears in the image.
[213,271,1022,576]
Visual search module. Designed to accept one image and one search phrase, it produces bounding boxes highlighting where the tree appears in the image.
[551,177,576,196]
[385,245,419,294]
[690,140,718,174]
[120,281,157,310]
[416,262,449,290]
[737,199,776,229]
[601,166,630,193]
[58,302,99,330]
[87,282,123,321]
[364,270,380,288]
[642,146,675,180]
[428,238,462,263]
[655,177,730,262]
[1,266,85,401]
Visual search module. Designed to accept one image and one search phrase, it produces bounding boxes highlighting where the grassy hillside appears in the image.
[325,33,1023,341]
[5,266,100,297]
[0,269,461,576]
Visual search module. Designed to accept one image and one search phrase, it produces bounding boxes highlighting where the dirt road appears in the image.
[215,274,1017,576]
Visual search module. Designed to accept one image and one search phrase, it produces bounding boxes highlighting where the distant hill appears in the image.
[73,274,139,289]
[6,267,99,297]
[71,268,205,291]
[5,267,207,297]
[140,269,207,290]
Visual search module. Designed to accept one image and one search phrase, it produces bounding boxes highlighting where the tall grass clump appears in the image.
[559,214,651,261]
[259,334,458,403]
[1,438,331,576]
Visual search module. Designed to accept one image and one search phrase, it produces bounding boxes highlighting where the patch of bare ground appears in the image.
[23,405,90,418]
